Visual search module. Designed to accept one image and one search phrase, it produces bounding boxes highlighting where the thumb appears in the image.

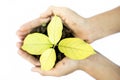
[31,67,60,76]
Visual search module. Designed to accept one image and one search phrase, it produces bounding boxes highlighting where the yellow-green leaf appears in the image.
[58,38,96,60]
[47,15,63,45]
[40,48,56,71]
[22,33,52,55]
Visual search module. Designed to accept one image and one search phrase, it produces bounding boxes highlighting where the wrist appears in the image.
[77,53,97,70]
[86,18,101,42]
[78,52,120,80]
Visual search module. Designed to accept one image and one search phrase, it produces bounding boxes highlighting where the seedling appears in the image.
[22,15,96,71]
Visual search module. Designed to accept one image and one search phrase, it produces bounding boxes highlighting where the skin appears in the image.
[16,6,120,80]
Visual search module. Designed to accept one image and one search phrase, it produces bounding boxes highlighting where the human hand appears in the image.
[16,6,94,76]
[31,57,81,76]
[16,6,120,79]
[16,17,50,67]
[16,16,85,76]
[17,42,84,77]
[40,6,120,43]
[40,6,93,43]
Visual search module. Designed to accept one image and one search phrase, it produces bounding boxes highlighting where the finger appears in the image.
[16,29,29,40]
[16,17,50,39]
[40,6,55,18]
[18,49,40,66]
[40,6,72,30]
[31,61,64,76]
[40,6,65,20]
[16,42,23,48]
[31,58,70,77]
[40,6,53,18]
[20,17,50,31]
[31,67,61,77]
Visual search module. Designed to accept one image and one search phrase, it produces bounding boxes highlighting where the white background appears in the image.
[0,0,120,80]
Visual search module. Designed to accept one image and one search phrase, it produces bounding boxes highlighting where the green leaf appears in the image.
[47,15,63,45]
[40,48,56,71]
[22,33,52,55]
[58,38,96,60]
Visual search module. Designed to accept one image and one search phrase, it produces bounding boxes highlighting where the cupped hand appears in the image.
[17,42,82,77]
[16,6,92,76]
[16,17,50,40]
[16,17,50,67]
[40,6,93,43]
[31,57,81,76]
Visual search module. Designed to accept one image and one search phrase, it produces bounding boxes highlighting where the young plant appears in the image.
[22,15,96,71]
